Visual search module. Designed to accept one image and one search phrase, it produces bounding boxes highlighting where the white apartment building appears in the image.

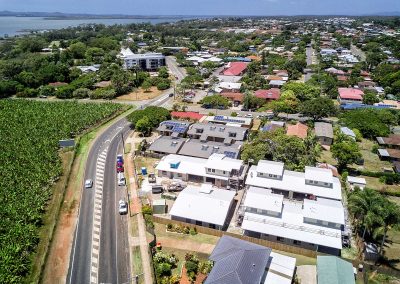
[119,48,165,70]
[246,160,342,200]
[155,153,246,189]
[240,186,345,254]
[240,160,345,254]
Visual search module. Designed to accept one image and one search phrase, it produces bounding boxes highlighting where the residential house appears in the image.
[171,111,204,121]
[377,134,400,149]
[205,235,296,284]
[269,80,286,88]
[148,136,186,155]
[169,184,235,230]
[315,122,334,146]
[222,62,248,76]
[317,256,355,284]
[240,186,345,254]
[156,153,246,189]
[338,88,364,105]
[221,92,244,106]
[216,82,242,93]
[378,148,400,161]
[187,123,248,143]
[255,88,281,102]
[178,139,242,159]
[203,116,252,129]
[156,120,190,138]
[287,122,308,139]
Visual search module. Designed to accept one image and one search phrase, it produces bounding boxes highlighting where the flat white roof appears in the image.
[156,154,241,180]
[205,153,243,172]
[169,185,235,226]
[242,201,343,249]
[303,198,345,225]
[263,252,296,284]
[257,160,284,176]
[246,166,342,200]
[244,187,283,213]
[305,167,333,184]
[347,176,367,185]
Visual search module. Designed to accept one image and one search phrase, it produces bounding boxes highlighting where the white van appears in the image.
[118,172,125,186]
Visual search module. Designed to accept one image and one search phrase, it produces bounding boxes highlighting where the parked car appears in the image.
[169,93,174,97]
[117,154,124,163]
[117,165,124,173]
[118,200,128,215]
[118,172,125,186]
[152,185,164,194]
[85,179,93,188]
[245,113,253,118]
[148,173,156,183]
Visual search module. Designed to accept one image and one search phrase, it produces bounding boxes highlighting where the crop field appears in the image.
[0,99,123,283]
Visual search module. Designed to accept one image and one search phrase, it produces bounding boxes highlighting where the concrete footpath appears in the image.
[125,136,153,284]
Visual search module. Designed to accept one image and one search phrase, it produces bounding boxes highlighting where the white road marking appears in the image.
[90,147,108,284]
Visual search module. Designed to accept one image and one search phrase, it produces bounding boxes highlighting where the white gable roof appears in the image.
[257,160,284,176]
[305,167,333,184]
[303,198,345,225]
[244,187,283,213]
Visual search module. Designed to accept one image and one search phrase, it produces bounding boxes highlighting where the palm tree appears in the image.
[347,188,382,240]
[374,200,400,253]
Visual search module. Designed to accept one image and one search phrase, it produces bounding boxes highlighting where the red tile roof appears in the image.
[338,88,364,100]
[171,111,204,121]
[286,122,308,139]
[223,62,248,76]
[221,92,244,103]
[255,88,281,100]
[48,82,68,87]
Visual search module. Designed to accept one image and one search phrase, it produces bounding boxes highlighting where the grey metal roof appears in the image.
[315,122,333,139]
[187,123,247,142]
[340,127,356,138]
[148,136,186,154]
[178,139,242,159]
[205,235,271,284]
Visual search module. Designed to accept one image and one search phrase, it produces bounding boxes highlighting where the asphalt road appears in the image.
[67,117,130,284]
[98,124,131,284]
[67,90,172,284]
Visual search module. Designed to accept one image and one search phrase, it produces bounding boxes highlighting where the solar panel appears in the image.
[224,151,237,158]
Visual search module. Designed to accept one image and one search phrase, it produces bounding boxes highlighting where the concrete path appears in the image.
[126,140,153,284]
[296,265,317,284]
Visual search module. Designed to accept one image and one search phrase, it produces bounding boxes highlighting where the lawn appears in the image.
[117,87,163,101]
[361,176,400,194]
[134,156,160,173]
[318,148,337,166]
[384,228,400,270]
[355,139,392,172]
[132,246,144,284]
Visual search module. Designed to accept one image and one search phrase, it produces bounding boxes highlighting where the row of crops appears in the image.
[0,99,124,283]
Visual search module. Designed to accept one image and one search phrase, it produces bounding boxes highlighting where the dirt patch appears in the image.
[180,266,207,284]
[116,87,163,101]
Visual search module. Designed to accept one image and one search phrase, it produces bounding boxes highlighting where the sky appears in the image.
[1,0,400,16]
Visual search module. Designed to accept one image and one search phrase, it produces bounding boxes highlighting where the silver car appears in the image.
[85,179,93,188]
[118,200,128,215]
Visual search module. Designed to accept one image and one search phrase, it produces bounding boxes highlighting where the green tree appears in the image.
[282,82,321,101]
[38,85,55,97]
[158,66,169,79]
[72,88,91,99]
[331,139,362,169]
[362,91,380,105]
[199,95,231,109]
[300,97,337,121]
[142,80,152,92]
[135,116,152,136]
[111,69,133,96]
[69,42,87,59]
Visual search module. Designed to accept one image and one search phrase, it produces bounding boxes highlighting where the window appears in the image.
[322,221,329,226]
[294,240,302,245]
[277,237,285,242]
[223,171,226,175]
[162,171,167,176]
[209,224,216,229]
[256,208,263,214]
[211,169,215,173]
[177,173,182,178]
[208,168,211,172]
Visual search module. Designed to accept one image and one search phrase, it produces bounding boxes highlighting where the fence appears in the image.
[152,215,317,258]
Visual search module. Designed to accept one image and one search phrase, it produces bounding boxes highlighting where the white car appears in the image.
[118,200,128,215]
[118,172,126,186]
[245,113,253,118]
[85,179,93,188]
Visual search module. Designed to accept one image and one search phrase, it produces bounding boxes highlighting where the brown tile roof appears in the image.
[221,92,244,103]
[378,134,400,146]
[286,122,308,139]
